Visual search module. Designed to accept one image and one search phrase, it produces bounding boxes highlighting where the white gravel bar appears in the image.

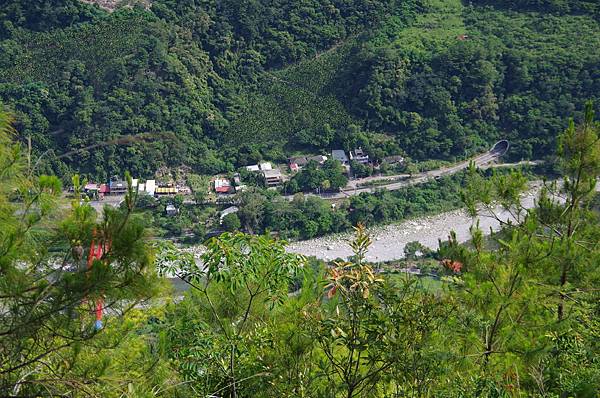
[285,184,543,262]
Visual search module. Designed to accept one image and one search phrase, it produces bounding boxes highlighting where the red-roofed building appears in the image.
[214,178,233,194]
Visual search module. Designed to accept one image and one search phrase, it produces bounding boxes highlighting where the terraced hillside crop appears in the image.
[0,0,599,177]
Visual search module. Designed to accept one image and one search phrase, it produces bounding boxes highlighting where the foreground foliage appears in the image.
[1,95,599,398]
[156,105,600,397]
[0,107,166,395]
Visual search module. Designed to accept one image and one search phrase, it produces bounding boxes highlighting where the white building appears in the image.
[349,147,369,164]
[145,180,156,196]
[259,162,272,171]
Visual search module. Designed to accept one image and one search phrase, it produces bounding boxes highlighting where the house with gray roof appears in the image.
[331,149,349,165]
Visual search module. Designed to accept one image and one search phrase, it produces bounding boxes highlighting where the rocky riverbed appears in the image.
[180,182,560,264]
[285,184,543,262]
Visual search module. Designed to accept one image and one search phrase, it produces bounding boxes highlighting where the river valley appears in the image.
[285,183,545,262]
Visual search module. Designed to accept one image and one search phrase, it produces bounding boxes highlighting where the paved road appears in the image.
[81,142,518,206]
[285,142,520,201]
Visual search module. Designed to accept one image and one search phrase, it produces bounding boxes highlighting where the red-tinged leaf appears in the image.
[327,286,337,299]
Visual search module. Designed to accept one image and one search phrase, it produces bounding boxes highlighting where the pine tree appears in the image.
[0,106,160,395]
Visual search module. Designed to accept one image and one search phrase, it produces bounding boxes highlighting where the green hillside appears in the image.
[1,2,600,397]
[225,41,358,151]
[0,0,599,178]
[228,0,600,163]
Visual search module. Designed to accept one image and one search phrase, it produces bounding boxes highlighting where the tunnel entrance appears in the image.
[490,140,509,156]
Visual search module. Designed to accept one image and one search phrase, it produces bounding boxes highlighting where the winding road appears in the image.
[286,140,519,200]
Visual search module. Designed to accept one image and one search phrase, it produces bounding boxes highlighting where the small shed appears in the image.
[165,204,178,216]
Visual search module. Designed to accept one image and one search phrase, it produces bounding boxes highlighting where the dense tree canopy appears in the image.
[0,0,598,180]
[1,102,599,396]
[471,0,600,18]
[2,0,600,395]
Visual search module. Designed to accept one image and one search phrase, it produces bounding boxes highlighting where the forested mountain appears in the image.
[1,0,599,179]
[472,0,599,16]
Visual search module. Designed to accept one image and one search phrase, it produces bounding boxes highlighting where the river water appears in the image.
[182,180,591,263]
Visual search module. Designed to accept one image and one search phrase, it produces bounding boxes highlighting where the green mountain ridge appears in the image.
[0,0,599,179]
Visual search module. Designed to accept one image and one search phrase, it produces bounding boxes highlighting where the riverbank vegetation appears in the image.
[2,0,600,393]
[139,162,543,242]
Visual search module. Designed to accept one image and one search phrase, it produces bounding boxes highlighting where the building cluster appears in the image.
[83,177,188,199]
[287,155,328,172]
[245,162,283,187]
[288,147,372,175]
[331,147,370,166]
[82,148,405,202]
[300,148,406,176]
